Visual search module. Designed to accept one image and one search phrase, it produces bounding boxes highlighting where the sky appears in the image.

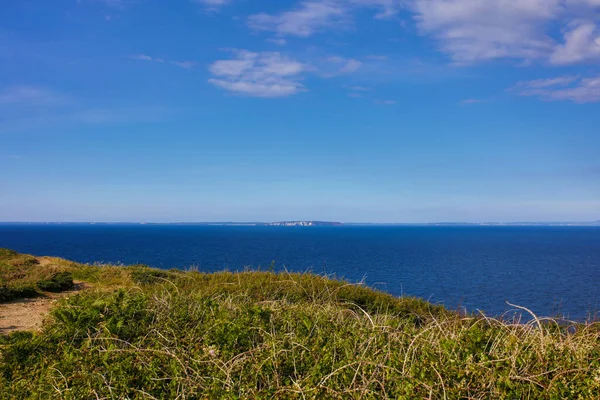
[0,0,599,223]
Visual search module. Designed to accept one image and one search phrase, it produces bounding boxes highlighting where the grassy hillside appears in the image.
[1,249,599,398]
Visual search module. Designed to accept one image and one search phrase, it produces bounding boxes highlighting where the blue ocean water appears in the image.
[1,224,599,320]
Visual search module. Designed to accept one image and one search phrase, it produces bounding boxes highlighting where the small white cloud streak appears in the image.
[346,85,371,91]
[460,98,485,104]
[194,0,232,10]
[514,75,600,103]
[130,55,196,69]
[0,86,70,107]
[171,61,197,69]
[130,54,157,61]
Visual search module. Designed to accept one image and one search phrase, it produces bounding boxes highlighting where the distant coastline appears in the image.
[0,221,599,226]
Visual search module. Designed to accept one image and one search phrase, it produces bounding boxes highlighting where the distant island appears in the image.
[266,221,343,227]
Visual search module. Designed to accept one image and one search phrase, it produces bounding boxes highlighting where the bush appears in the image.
[36,272,74,292]
[129,265,177,285]
[0,284,38,302]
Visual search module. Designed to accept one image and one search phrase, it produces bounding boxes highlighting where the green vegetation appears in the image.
[1,249,600,398]
[0,248,74,301]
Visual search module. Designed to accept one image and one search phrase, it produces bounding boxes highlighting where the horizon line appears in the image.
[0,221,599,225]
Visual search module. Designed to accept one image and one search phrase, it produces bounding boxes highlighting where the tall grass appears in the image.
[1,250,599,398]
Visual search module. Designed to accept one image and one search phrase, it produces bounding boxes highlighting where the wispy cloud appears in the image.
[130,54,165,62]
[130,54,155,61]
[460,98,486,104]
[171,61,197,70]
[194,0,232,10]
[339,59,362,73]
[0,86,70,107]
[130,54,196,69]
[513,75,600,103]
[247,0,403,38]
[346,85,371,91]
[248,2,350,38]
[208,50,306,97]
[319,56,363,76]
[267,38,288,46]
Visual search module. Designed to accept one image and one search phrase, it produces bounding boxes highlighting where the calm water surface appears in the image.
[1,224,599,320]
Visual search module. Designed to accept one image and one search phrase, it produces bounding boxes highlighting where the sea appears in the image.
[1,224,599,320]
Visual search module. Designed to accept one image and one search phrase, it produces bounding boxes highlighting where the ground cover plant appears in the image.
[1,249,599,399]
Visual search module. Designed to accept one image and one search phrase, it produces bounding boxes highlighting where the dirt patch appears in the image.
[0,281,89,335]
[36,256,54,266]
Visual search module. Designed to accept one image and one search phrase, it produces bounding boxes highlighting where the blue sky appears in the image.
[1,0,599,223]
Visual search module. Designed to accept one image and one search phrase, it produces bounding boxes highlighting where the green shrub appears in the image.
[0,284,38,302]
[36,272,74,292]
[129,265,177,285]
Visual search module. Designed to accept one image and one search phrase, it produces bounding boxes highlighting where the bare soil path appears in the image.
[0,281,89,335]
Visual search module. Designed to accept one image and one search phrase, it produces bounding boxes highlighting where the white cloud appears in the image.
[412,0,561,63]
[346,85,371,91]
[208,50,306,97]
[514,75,600,103]
[247,0,403,37]
[551,21,600,64]
[516,76,580,88]
[171,61,197,69]
[198,0,230,4]
[130,54,154,61]
[349,0,404,19]
[248,2,350,37]
[131,54,197,68]
[244,0,600,66]
[194,0,232,10]
[412,0,600,64]
[460,98,485,104]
